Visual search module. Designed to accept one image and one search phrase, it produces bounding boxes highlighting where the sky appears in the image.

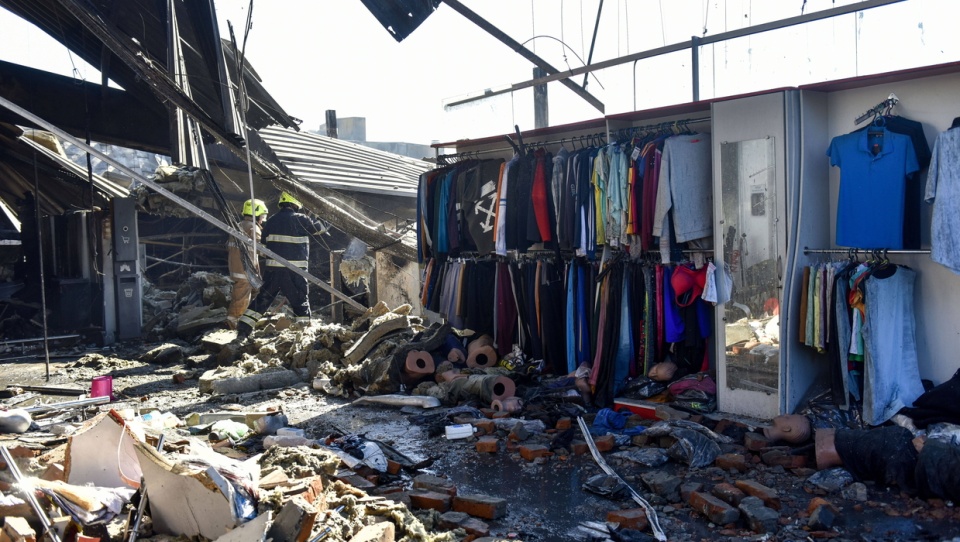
[1,1,958,147]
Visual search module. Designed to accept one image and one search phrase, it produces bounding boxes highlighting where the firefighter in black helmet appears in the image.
[238,192,328,336]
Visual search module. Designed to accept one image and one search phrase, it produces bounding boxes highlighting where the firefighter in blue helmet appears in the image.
[238,192,328,335]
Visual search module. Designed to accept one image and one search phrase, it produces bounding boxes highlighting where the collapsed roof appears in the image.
[0,0,425,261]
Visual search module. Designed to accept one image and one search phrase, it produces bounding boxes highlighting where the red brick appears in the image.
[761,449,808,469]
[631,434,650,446]
[594,434,616,452]
[606,508,649,531]
[475,436,499,454]
[453,494,507,519]
[386,460,401,475]
[807,497,838,515]
[269,497,317,542]
[472,420,496,435]
[438,511,469,530]
[713,418,734,435]
[570,441,589,455]
[735,480,781,510]
[715,453,748,472]
[689,491,741,525]
[505,439,519,453]
[508,424,530,442]
[681,482,703,503]
[556,417,572,430]
[413,474,457,496]
[461,517,490,536]
[301,476,327,510]
[711,483,747,506]
[744,432,771,452]
[480,408,495,419]
[492,411,512,420]
[337,475,376,490]
[409,490,451,512]
[519,444,553,462]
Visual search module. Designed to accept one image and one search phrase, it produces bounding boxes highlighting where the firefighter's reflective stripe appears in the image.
[239,309,262,328]
[266,234,308,244]
[266,259,308,268]
[231,272,248,280]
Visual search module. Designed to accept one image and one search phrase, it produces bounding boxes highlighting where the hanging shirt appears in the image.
[461,159,503,255]
[925,127,960,274]
[861,266,926,425]
[495,156,517,256]
[653,134,714,242]
[551,148,570,246]
[827,127,919,248]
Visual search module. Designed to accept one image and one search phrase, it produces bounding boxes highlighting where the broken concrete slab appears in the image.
[201,329,239,352]
[140,342,185,364]
[176,305,228,338]
[199,367,304,395]
[132,440,241,539]
[342,315,411,365]
[214,511,272,542]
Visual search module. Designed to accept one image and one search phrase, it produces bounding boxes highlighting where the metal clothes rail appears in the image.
[437,115,712,165]
[803,247,930,255]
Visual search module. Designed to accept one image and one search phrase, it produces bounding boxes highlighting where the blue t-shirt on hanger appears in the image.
[827,127,919,249]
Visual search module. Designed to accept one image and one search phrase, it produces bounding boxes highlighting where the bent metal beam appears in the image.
[52,0,417,262]
[0,95,366,312]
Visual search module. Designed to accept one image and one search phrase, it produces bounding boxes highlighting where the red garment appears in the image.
[531,149,552,242]
[641,145,662,250]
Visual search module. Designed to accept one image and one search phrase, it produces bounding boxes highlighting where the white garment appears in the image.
[925,128,960,274]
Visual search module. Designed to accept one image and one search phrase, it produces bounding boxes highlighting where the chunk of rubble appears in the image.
[199,366,304,395]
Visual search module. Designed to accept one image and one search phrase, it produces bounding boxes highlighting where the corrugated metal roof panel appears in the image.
[258,126,432,197]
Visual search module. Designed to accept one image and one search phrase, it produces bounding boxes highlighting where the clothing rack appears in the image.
[437,115,712,166]
[803,247,930,255]
[610,116,712,141]
[854,93,899,125]
[437,130,609,166]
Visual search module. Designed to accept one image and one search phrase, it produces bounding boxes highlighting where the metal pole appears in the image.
[23,395,111,413]
[325,110,338,138]
[441,0,605,113]
[31,152,52,380]
[691,36,701,102]
[582,0,604,90]
[444,0,906,108]
[533,67,548,129]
